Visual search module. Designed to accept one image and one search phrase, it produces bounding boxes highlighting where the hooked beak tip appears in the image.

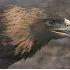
[64,18,70,26]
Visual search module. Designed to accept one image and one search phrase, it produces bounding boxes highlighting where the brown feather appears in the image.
[1,6,48,58]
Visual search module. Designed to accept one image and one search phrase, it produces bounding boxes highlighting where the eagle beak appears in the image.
[60,18,70,37]
[64,18,70,26]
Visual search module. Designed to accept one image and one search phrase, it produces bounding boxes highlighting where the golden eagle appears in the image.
[0,5,70,68]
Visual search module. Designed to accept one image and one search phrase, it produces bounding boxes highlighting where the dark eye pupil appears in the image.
[49,21,54,24]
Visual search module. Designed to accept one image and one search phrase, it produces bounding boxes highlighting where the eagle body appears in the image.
[0,6,51,59]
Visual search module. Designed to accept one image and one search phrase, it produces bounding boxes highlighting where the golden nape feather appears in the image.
[1,6,47,57]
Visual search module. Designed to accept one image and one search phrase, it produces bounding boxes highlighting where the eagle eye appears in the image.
[49,20,55,25]
[45,19,56,25]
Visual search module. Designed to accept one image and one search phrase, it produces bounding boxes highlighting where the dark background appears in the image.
[0,0,70,69]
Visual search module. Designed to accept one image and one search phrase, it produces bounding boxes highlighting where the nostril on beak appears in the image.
[64,18,70,26]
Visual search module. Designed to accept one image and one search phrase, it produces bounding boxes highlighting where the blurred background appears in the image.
[0,0,70,69]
